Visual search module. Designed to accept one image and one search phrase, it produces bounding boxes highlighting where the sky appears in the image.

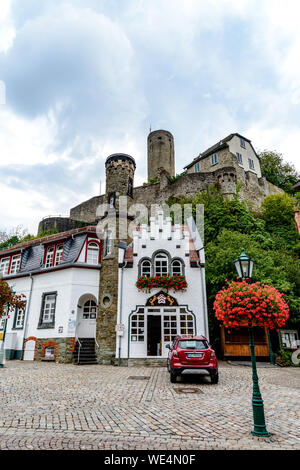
[0,0,300,234]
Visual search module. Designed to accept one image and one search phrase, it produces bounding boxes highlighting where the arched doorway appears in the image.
[76,294,98,339]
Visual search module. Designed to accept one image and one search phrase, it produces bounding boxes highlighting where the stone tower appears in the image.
[96,153,136,364]
[147,129,175,181]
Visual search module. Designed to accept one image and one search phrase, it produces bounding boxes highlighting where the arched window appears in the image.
[154,253,168,276]
[171,260,182,276]
[83,300,97,319]
[141,259,151,277]
[87,242,99,265]
[55,244,64,266]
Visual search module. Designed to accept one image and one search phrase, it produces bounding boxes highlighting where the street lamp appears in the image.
[233,250,271,437]
[233,248,254,280]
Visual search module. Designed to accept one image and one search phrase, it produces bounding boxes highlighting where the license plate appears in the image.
[187,353,203,358]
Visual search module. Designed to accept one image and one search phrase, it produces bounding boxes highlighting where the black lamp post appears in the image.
[233,249,271,437]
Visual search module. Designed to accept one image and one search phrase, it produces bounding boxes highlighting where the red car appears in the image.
[166,335,218,384]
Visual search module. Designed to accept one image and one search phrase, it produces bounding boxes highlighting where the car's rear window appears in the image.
[178,340,208,349]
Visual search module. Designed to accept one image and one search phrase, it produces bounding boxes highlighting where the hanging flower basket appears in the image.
[136,275,187,293]
[213,280,289,330]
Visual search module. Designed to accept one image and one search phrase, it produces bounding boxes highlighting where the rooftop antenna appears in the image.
[149,124,152,133]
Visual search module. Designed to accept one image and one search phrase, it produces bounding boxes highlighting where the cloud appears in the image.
[1,0,300,233]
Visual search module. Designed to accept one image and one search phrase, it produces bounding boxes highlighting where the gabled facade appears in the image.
[116,211,209,365]
[184,133,262,178]
[0,226,101,362]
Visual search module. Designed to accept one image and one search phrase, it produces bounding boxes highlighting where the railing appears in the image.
[77,338,82,364]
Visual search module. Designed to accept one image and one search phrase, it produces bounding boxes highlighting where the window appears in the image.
[211,153,218,166]
[45,247,54,268]
[163,315,177,342]
[54,245,64,266]
[180,314,195,335]
[141,259,151,277]
[171,260,182,276]
[83,300,97,319]
[248,158,255,171]
[178,339,208,349]
[104,231,113,257]
[13,302,26,329]
[131,314,145,342]
[38,293,57,328]
[195,162,200,173]
[240,138,246,149]
[0,257,10,276]
[87,242,99,264]
[154,253,168,276]
[236,152,243,165]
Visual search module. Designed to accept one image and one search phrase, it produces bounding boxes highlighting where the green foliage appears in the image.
[0,227,59,251]
[258,150,299,194]
[275,349,294,367]
[169,172,185,184]
[166,185,300,354]
[147,177,159,185]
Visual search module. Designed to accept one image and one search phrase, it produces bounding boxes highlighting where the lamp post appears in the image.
[233,249,271,437]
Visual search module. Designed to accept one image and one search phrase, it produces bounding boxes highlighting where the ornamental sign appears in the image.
[146,291,178,307]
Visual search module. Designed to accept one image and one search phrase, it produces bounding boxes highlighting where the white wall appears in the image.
[4,267,99,355]
[117,220,208,359]
[228,136,261,178]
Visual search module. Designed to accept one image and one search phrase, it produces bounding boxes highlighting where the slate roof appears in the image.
[0,226,98,278]
[184,133,259,170]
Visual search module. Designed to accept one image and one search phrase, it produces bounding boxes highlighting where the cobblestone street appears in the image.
[0,360,299,450]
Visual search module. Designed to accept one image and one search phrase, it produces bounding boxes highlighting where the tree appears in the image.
[258,150,299,194]
[0,279,25,318]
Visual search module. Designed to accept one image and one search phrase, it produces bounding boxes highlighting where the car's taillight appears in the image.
[210,351,215,358]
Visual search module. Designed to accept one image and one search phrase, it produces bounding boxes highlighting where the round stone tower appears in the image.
[147,130,175,181]
[96,153,135,364]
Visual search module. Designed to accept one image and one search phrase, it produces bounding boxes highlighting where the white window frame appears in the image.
[14,304,26,329]
[82,300,97,319]
[240,138,246,149]
[0,257,10,276]
[141,259,151,277]
[39,293,57,328]
[154,253,168,276]
[248,158,255,171]
[236,152,243,165]
[211,153,218,166]
[45,247,54,268]
[171,260,182,276]
[54,244,64,266]
[131,313,145,342]
[10,254,21,274]
[87,242,99,265]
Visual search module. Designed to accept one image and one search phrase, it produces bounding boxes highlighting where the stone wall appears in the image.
[38,217,88,234]
[35,337,75,363]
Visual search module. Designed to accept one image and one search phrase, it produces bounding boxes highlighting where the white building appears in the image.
[0,226,101,363]
[116,211,209,364]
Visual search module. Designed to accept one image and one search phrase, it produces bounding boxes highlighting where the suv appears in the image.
[166,335,218,384]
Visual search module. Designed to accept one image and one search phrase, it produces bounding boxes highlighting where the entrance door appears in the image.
[23,340,36,361]
[147,315,161,356]
[76,300,97,338]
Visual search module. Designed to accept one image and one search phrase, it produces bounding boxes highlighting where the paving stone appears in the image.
[0,360,299,450]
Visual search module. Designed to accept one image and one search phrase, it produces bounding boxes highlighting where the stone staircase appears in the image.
[73,338,98,365]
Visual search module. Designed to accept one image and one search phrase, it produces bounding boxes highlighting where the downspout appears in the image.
[117,260,127,366]
[197,260,209,341]
[22,273,34,357]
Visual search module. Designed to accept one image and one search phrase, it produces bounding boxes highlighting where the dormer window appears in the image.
[10,254,21,274]
[240,138,246,149]
[195,162,200,173]
[54,245,64,266]
[87,242,100,265]
[211,153,218,166]
[0,257,10,276]
[45,246,54,268]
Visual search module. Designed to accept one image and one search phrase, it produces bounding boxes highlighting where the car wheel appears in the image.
[211,372,219,384]
[170,370,177,383]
